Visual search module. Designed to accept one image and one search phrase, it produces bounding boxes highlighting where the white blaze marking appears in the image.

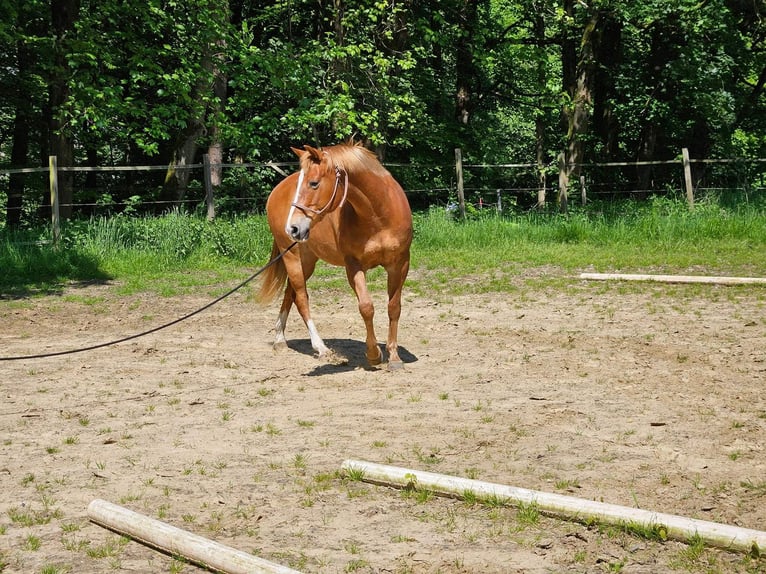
[284,169,305,236]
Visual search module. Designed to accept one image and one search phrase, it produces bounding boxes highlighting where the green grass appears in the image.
[1,197,765,296]
[413,197,766,277]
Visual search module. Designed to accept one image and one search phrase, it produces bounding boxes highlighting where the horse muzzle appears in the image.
[286,216,311,242]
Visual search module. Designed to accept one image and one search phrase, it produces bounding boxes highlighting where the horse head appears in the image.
[284,145,348,242]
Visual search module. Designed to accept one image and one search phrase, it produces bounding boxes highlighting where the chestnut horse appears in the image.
[258,142,412,369]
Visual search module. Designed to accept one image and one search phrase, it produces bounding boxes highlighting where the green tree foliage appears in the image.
[0,0,764,223]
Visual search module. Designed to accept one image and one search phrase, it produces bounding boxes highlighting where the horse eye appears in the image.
[308,180,320,190]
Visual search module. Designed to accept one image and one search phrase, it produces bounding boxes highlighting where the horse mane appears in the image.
[319,141,390,178]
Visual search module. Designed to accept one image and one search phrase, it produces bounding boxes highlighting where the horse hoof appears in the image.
[387,360,404,371]
[273,341,288,352]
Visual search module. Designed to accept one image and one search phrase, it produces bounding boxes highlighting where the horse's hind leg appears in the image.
[385,258,410,369]
[273,283,294,351]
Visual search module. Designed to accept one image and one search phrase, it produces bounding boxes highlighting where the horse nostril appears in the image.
[289,225,300,238]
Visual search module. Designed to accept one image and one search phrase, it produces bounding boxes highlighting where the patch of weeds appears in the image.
[8,505,60,527]
[61,534,89,552]
[39,565,71,574]
[345,558,369,572]
[514,502,540,528]
[293,453,309,471]
[619,521,668,542]
[607,559,625,572]
[60,522,80,534]
[741,479,766,496]
[402,486,434,504]
[296,419,315,428]
[413,445,442,465]
[310,471,335,492]
[344,466,366,482]
[481,493,509,508]
[157,504,169,520]
[85,536,127,558]
[554,479,581,490]
[669,533,709,570]
[24,534,42,551]
[462,489,478,506]
[118,492,142,504]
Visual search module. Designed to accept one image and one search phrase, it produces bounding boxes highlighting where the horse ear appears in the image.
[291,147,304,159]
[303,145,323,162]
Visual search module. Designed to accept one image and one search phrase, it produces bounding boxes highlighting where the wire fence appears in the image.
[2,151,765,231]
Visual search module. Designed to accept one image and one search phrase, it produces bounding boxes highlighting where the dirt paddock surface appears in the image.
[1,270,765,573]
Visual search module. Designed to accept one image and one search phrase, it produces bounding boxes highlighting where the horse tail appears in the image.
[257,241,288,304]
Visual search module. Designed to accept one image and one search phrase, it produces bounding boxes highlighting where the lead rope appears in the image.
[0,242,298,361]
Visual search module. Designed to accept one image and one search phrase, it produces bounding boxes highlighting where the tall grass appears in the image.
[1,197,764,296]
[414,196,766,276]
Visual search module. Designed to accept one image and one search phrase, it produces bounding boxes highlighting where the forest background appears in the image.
[1,0,765,227]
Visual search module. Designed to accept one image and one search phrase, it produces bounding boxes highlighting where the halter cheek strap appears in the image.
[288,165,348,220]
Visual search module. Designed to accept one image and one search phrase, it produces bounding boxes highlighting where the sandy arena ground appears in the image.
[1,268,765,573]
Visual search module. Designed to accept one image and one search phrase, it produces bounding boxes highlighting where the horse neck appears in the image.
[343,170,396,217]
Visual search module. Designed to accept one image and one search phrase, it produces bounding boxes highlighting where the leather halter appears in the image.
[290,165,349,218]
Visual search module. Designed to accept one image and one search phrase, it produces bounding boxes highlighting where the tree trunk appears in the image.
[7,33,34,229]
[558,3,598,212]
[48,0,80,220]
[454,0,479,128]
[162,129,202,208]
[205,5,230,188]
[592,15,621,160]
[533,4,547,209]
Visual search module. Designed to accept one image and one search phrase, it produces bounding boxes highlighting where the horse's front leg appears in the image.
[292,283,332,357]
[281,252,331,358]
[346,263,382,366]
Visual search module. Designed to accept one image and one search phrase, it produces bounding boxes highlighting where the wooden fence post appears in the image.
[454,148,466,219]
[580,175,586,205]
[49,155,61,246]
[682,147,694,209]
[203,154,216,221]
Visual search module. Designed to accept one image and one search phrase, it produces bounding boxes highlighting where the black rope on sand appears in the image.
[0,242,297,362]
